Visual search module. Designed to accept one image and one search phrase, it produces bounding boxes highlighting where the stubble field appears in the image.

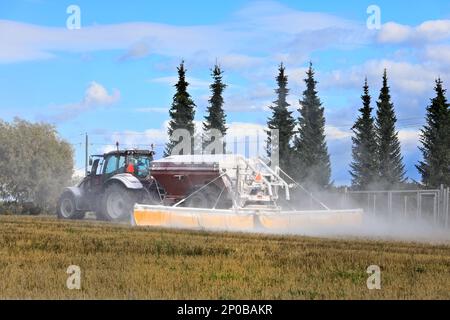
[0,215,449,299]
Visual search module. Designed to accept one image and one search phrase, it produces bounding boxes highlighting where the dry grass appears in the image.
[0,215,449,299]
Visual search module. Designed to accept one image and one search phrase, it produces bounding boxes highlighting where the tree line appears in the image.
[165,61,450,191]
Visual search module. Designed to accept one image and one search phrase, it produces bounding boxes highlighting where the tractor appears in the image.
[57,149,162,222]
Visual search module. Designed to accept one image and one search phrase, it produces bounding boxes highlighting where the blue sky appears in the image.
[1,0,450,184]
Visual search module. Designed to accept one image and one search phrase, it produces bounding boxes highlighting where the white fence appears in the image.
[344,185,449,228]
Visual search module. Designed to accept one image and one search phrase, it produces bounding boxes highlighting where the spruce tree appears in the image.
[350,78,378,190]
[375,69,406,188]
[416,78,450,187]
[203,64,227,154]
[267,63,296,173]
[293,62,331,189]
[164,61,196,156]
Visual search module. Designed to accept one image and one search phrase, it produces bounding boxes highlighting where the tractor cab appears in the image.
[58,149,159,222]
[83,150,154,195]
[88,150,155,180]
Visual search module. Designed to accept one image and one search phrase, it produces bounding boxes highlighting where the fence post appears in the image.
[373,194,376,216]
[416,191,421,219]
[404,195,408,218]
[388,191,393,218]
[439,184,444,222]
[446,187,449,229]
[433,192,438,225]
[343,187,348,210]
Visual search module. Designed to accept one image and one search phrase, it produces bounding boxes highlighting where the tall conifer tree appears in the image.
[350,78,378,190]
[417,78,450,187]
[293,63,331,188]
[164,61,196,156]
[267,63,296,173]
[203,64,227,153]
[375,69,406,188]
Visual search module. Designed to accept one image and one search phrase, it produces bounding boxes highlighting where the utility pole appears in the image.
[85,133,89,177]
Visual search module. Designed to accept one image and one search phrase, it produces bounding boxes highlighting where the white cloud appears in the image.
[83,81,120,105]
[224,83,274,112]
[378,20,450,44]
[416,20,450,42]
[0,1,366,65]
[320,47,450,132]
[322,59,445,97]
[219,54,265,70]
[377,22,413,44]
[424,44,450,67]
[37,81,120,123]
[119,42,151,61]
[325,125,352,141]
[289,66,310,88]
[0,20,227,64]
[398,129,420,153]
[233,1,356,34]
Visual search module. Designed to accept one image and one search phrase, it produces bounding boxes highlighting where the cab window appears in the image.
[104,155,126,174]
[127,155,152,178]
[96,161,104,175]
[104,155,118,174]
[118,155,126,172]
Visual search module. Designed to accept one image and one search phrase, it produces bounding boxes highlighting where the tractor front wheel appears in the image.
[57,192,86,220]
[98,183,137,222]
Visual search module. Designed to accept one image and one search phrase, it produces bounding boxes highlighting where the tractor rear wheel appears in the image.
[98,183,137,222]
[57,192,86,220]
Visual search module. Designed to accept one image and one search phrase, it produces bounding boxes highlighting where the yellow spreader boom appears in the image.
[132,205,363,233]
[132,155,364,234]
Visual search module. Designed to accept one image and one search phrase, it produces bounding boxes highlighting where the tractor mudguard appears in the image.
[106,173,144,190]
